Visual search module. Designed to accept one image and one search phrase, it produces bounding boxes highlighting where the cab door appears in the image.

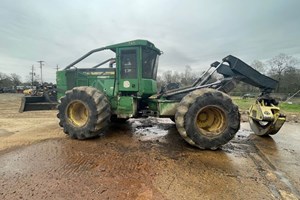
[118,47,139,92]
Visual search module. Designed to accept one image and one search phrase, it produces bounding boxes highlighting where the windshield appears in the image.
[142,48,159,80]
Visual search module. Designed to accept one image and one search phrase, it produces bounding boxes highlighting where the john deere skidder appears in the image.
[53,40,285,149]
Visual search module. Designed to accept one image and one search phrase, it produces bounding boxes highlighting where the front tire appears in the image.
[175,88,240,149]
[57,86,111,139]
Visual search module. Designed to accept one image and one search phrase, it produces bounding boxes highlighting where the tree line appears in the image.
[157,65,197,91]
[0,73,22,88]
[0,70,44,90]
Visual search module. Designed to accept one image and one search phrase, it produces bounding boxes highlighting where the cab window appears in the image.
[120,49,137,79]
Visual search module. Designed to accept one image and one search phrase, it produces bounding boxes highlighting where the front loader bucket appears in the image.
[19,96,58,112]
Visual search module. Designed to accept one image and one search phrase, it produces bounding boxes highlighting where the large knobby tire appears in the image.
[57,86,111,139]
[175,88,240,150]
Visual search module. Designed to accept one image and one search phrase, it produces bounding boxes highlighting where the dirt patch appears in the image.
[0,128,273,200]
[0,94,63,152]
[0,129,14,137]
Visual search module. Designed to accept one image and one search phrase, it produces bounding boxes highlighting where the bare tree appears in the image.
[0,72,11,87]
[158,65,200,90]
[10,73,22,87]
[280,67,300,93]
[181,65,196,86]
[161,70,182,84]
[251,60,266,74]
[268,53,299,92]
[162,70,173,84]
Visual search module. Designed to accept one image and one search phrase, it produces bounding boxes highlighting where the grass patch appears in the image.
[232,97,300,113]
[279,103,300,113]
[232,98,254,111]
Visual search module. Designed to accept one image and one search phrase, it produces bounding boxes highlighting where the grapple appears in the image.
[248,98,286,136]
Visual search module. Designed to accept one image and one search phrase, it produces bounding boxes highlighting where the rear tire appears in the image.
[57,86,111,139]
[175,88,240,149]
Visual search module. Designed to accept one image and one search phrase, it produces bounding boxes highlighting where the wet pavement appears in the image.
[0,94,300,200]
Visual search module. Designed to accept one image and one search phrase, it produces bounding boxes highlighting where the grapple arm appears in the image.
[213,55,278,94]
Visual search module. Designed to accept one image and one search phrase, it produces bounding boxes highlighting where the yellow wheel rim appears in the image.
[196,106,227,137]
[67,101,89,127]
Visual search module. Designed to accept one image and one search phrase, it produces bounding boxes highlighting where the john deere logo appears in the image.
[123,81,130,88]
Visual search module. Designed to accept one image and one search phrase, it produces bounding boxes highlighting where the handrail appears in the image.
[64,47,108,70]
[92,58,115,68]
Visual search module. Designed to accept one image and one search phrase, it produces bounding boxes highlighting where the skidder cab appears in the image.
[56,40,161,119]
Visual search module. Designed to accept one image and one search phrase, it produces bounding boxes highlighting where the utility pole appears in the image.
[29,65,35,87]
[37,60,45,84]
[54,64,60,72]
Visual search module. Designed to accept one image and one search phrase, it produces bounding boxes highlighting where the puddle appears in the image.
[129,117,174,141]
[235,127,253,139]
[127,119,254,143]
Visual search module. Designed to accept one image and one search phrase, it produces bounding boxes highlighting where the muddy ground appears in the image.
[0,93,299,200]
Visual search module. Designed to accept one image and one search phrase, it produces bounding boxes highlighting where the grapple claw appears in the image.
[249,116,286,136]
[248,98,286,136]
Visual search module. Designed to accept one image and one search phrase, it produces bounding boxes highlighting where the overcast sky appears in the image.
[0,0,299,83]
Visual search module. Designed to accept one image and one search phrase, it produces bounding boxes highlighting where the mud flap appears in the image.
[19,96,58,112]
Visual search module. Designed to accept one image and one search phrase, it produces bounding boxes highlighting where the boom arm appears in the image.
[216,55,278,94]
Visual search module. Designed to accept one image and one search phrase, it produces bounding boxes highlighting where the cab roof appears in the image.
[105,39,161,55]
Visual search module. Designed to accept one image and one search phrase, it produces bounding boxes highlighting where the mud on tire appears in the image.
[57,86,111,139]
[175,88,240,150]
